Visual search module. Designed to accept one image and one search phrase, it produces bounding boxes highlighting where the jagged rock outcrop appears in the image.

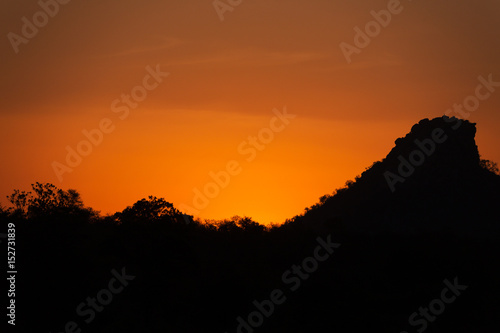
[385,116,480,178]
[292,116,500,237]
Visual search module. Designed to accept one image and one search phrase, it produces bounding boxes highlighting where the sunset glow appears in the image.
[1,0,499,224]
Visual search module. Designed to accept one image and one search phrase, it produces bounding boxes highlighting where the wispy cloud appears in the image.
[94,36,185,58]
[168,48,329,67]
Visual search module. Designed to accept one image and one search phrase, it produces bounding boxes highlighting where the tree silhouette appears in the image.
[232,215,266,233]
[6,189,30,218]
[116,196,182,225]
[6,182,97,222]
[480,159,500,175]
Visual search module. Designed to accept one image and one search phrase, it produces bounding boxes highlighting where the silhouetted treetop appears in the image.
[6,182,97,222]
[115,196,182,225]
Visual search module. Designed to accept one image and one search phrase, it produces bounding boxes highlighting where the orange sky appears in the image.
[1,0,499,224]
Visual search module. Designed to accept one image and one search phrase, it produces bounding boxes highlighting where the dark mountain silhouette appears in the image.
[290,116,500,237]
[3,116,499,333]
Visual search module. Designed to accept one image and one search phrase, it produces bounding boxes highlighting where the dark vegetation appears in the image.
[2,117,500,332]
